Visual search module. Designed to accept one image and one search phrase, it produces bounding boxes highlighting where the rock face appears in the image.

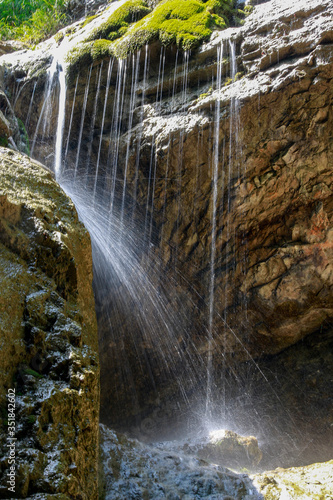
[253,459,333,499]
[196,430,263,470]
[100,424,263,499]
[0,148,99,498]
[0,0,332,467]
[100,423,333,499]
[0,89,29,153]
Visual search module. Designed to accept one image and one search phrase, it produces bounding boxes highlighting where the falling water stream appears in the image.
[40,42,256,432]
[23,9,329,474]
[205,41,223,420]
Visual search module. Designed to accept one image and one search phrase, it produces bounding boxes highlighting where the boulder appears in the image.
[196,430,263,469]
[253,460,333,499]
[100,424,333,499]
[0,148,99,499]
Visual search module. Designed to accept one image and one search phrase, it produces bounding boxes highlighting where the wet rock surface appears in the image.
[0,148,99,498]
[253,459,333,500]
[100,424,262,499]
[195,430,263,470]
[94,0,333,439]
[155,429,263,472]
[100,424,333,499]
[0,0,332,474]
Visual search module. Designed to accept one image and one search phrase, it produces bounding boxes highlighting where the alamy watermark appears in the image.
[6,388,16,494]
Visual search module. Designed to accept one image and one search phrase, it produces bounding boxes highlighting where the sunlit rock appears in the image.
[0,148,99,498]
[100,424,333,499]
[196,429,263,469]
[100,424,263,499]
[253,460,333,499]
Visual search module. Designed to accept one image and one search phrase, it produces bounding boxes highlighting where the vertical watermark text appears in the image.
[6,388,16,494]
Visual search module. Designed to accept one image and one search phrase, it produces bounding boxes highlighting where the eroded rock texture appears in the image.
[0,148,99,499]
[0,0,332,461]
[100,423,333,500]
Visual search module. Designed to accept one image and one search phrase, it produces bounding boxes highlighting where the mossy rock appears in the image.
[65,39,114,82]
[0,148,99,498]
[85,0,152,43]
[114,0,237,56]
[65,0,242,75]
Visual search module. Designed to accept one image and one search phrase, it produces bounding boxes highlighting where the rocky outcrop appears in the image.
[94,0,333,437]
[100,423,333,499]
[0,148,99,498]
[253,459,333,499]
[0,89,29,153]
[100,424,263,499]
[0,0,332,468]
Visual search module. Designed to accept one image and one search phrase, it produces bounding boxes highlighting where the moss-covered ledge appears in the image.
[65,0,245,78]
[0,148,99,499]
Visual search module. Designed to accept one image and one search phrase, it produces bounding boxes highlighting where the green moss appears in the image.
[54,31,65,44]
[27,415,37,424]
[91,39,114,60]
[85,0,151,43]
[65,39,114,82]
[0,137,8,148]
[66,0,242,73]
[234,71,243,80]
[197,86,213,100]
[113,0,239,57]
[244,4,253,15]
[82,15,97,28]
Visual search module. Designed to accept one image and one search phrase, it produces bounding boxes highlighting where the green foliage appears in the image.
[0,0,67,44]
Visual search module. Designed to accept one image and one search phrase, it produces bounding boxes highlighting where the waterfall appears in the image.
[26,24,292,445]
[108,59,127,217]
[74,65,92,182]
[93,58,114,202]
[54,62,67,178]
[120,52,140,232]
[25,80,37,129]
[64,73,79,167]
[30,58,57,158]
[131,45,150,225]
[84,61,103,186]
[206,41,224,418]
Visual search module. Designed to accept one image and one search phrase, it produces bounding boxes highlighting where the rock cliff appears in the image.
[0,148,99,498]
[0,0,332,477]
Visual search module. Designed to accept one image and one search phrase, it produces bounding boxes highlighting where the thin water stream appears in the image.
[23,20,330,473]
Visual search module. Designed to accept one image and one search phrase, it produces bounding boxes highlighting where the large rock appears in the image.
[100,424,262,499]
[253,460,333,499]
[0,148,99,498]
[100,423,333,499]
